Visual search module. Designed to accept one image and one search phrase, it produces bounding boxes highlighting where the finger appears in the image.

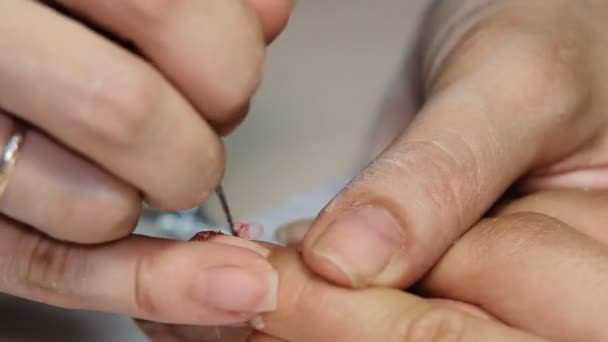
[0,113,140,244]
[135,320,251,342]
[422,212,608,342]
[274,219,313,249]
[494,189,608,244]
[0,219,279,325]
[248,331,287,342]
[302,17,596,288]
[52,0,291,133]
[249,0,294,43]
[519,168,608,193]
[427,299,497,321]
[253,245,545,342]
[0,1,223,209]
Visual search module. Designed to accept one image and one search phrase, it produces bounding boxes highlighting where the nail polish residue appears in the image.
[190,222,264,241]
[232,222,264,240]
[190,230,225,241]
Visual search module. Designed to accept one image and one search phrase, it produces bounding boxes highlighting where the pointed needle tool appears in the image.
[216,185,236,236]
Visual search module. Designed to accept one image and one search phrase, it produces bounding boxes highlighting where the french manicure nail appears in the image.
[312,206,404,287]
[194,265,278,313]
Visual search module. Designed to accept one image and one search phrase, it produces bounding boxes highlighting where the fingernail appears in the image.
[194,265,278,313]
[312,206,404,287]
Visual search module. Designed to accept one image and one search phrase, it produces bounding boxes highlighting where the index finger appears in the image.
[0,219,279,326]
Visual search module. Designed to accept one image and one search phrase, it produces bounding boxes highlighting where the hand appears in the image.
[168,189,604,341]
[295,0,608,289]
[0,0,291,325]
[265,190,608,342]
[137,245,541,342]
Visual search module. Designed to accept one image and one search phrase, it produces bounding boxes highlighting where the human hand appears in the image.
[243,189,605,342]
[136,242,541,342]
[294,0,608,289]
[0,0,291,325]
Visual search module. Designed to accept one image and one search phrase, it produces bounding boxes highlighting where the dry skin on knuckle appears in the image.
[401,306,466,342]
[377,140,478,237]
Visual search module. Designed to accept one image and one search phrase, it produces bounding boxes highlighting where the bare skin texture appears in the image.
[149,189,608,341]
[0,0,293,326]
[1,0,608,340]
[299,0,608,291]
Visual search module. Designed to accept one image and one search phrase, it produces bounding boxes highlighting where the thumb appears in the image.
[252,246,545,342]
[302,20,596,288]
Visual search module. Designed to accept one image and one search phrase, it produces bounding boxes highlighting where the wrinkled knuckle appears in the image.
[15,234,86,307]
[82,64,161,146]
[402,307,466,342]
[123,0,177,25]
[133,256,161,318]
[390,142,470,232]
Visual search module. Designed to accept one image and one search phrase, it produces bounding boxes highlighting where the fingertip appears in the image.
[248,0,294,43]
[302,206,408,289]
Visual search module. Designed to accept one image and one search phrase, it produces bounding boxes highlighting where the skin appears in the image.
[298,0,608,291]
[0,0,293,325]
[1,0,607,339]
[136,1,608,339]
[142,189,608,341]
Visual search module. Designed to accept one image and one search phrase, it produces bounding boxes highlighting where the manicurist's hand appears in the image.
[0,0,292,325]
[297,0,608,290]
[181,189,605,342]
[263,192,608,342]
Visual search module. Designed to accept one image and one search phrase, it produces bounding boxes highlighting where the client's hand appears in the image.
[140,189,608,341]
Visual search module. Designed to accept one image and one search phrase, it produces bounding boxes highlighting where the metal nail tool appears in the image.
[216,185,237,236]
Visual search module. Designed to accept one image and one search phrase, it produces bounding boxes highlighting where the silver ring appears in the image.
[0,121,26,198]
